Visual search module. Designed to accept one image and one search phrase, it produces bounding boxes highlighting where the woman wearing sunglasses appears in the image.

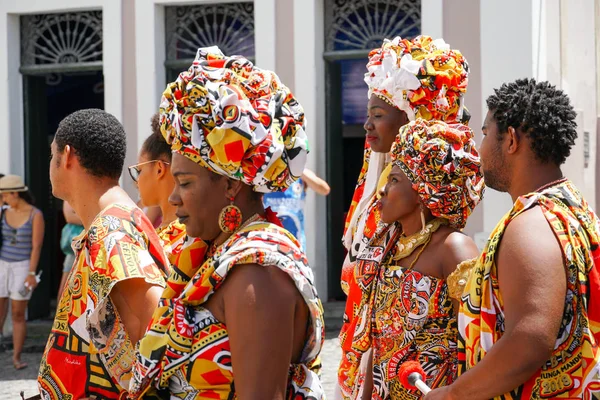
[130,114,205,264]
[129,114,175,230]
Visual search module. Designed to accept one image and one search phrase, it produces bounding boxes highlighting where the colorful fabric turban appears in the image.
[391,119,484,230]
[159,46,308,193]
[365,35,469,123]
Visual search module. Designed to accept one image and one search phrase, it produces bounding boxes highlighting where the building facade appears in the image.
[0,0,598,313]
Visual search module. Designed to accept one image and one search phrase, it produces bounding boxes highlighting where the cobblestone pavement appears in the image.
[0,336,342,400]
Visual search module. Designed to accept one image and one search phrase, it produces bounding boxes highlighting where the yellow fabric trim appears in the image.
[447,257,477,300]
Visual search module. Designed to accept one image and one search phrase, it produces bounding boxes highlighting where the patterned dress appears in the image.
[372,267,457,399]
[156,220,206,266]
[130,211,325,399]
[340,222,458,399]
[38,204,168,399]
[339,146,391,399]
[459,180,600,398]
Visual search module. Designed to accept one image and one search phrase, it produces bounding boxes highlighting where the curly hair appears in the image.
[141,113,172,162]
[54,109,126,180]
[486,78,577,165]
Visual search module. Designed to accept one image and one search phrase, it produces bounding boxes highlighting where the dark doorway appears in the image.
[23,71,104,319]
[326,58,369,300]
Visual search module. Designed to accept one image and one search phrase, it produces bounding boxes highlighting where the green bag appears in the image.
[60,223,84,255]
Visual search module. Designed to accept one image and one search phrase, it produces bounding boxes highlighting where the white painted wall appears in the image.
[293,0,328,300]
[134,0,166,163]
[254,0,276,70]
[476,0,535,243]
[420,0,443,40]
[0,0,124,176]
[558,0,597,206]
[0,13,23,177]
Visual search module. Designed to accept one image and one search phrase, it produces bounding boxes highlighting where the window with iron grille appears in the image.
[324,0,421,58]
[20,11,103,74]
[165,3,255,72]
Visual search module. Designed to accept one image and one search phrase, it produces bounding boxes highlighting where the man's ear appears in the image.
[63,144,75,168]
[505,126,520,155]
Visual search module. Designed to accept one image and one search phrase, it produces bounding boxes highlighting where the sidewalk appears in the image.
[1,319,52,354]
[0,352,43,400]
[0,332,342,400]
[0,306,344,399]
[0,320,50,400]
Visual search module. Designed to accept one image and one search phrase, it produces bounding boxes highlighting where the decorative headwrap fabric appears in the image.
[343,35,470,250]
[159,46,308,193]
[391,119,484,230]
[364,35,470,123]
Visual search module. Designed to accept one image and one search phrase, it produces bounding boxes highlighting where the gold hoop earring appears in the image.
[218,196,243,234]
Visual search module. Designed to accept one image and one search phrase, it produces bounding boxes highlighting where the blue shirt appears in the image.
[0,207,38,262]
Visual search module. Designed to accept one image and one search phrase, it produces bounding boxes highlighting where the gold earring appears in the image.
[420,207,426,233]
[218,196,243,234]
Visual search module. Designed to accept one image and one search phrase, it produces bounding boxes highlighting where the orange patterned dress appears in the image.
[38,204,168,399]
[459,180,600,398]
[339,144,391,398]
[341,220,459,399]
[372,266,457,399]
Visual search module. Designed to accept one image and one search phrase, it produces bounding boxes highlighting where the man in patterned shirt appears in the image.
[38,109,168,399]
[425,80,600,399]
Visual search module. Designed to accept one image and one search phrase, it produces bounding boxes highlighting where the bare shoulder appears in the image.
[497,205,562,278]
[499,205,560,260]
[434,226,480,278]
[223,263,298,299]
[32,208,45,225]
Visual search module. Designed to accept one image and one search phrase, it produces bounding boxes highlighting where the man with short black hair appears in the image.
[425,79,600,399]
[38,109,168,399]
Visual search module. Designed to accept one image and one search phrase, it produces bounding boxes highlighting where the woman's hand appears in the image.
[24,274,38,291]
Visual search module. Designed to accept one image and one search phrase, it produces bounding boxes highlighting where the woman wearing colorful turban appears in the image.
[338,36,471,399]
[355,119,484,399]
[129,47,324,399]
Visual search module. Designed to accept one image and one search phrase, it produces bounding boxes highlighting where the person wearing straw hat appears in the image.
[0,174,44,370]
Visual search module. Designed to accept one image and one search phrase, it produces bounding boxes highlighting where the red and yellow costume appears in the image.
[38,205,168,399]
